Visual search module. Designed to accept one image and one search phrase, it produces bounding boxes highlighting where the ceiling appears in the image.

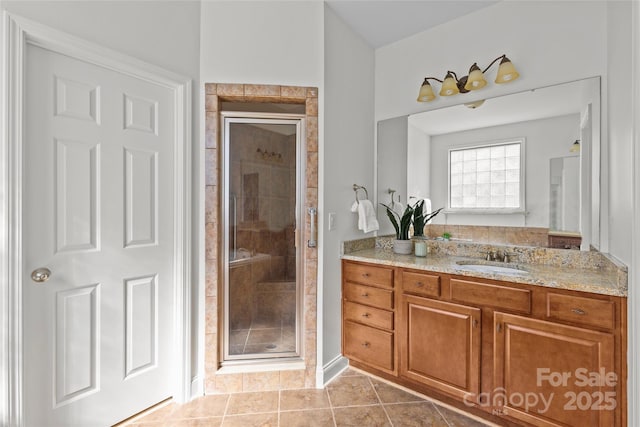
[326,1,498,48]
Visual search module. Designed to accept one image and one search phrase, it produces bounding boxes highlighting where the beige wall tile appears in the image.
[205,149,217,186]
[205,296,218,333]
[214,373,243,394]
[205,112,218,149]
[205,83,217,95]
[306,152,318,188]
[205,333,218,377]
[242,371,280,392]
[205,185,217,225]
[205,222,217,260]
[306,116,318,152]
[216,84,244,97]
[280,86,307,100]
[244,84,280,97]
[205,95,219,112]
[305,97,318,116]
[306,87,318,98]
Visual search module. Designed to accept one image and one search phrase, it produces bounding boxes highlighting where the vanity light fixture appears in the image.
[570,139,580,153]
[417,54,520,103]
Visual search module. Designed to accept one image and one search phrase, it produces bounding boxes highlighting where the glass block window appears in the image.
[449,140,523,210]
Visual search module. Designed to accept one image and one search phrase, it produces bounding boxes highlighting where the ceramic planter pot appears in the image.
[393,239,413,255]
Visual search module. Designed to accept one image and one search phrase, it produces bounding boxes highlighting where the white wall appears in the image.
[375,1,607,121]
[323,4,374,378]
[606,1,633,265]
[427,115,579,228]
[199,1,323,86]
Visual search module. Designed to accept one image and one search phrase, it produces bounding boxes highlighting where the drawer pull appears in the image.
[571,308,586,315]
[416,282,424,287]
[362,313,371,318]
[362,273,370,278]
[361,342,371,348]
[361,293,369,297]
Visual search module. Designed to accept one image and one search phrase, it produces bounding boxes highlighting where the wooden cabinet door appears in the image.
[494,312,616,427]
[400,295,481,401]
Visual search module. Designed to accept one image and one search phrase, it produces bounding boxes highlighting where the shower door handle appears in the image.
[308,207,317,248]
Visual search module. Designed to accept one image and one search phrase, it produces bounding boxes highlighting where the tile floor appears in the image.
[123,368,495,427]
[229,318,296,356]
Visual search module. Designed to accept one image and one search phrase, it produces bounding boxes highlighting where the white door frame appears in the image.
[0,12,193,426]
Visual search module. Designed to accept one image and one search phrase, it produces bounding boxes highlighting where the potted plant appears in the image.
[381,199,443,254]
[380,202,414,254]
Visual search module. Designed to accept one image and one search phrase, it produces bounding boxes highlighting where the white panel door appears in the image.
[22,43,175,427]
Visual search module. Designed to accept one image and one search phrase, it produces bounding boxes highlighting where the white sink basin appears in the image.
[455,261,529,275]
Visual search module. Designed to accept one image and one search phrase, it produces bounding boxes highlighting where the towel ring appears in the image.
[353,184,368,204]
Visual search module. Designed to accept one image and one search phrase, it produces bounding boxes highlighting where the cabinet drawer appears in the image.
[546,293,615,330]
[344,282,394,310]
[344,301,393,330]
[344,262,393,288]
[450,279,531,314]
[401,271,440,298]
[344,320,393,371]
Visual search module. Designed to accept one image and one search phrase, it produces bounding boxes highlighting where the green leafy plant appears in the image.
[413,202,444,237]
[381,200,443,240]
[380,203,414,240]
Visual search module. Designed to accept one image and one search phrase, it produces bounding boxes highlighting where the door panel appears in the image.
[55,138,100,252]
[23,43,175,426]
[55,284,100,406]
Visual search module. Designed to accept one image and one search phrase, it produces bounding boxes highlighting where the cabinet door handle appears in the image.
[571,308,586,315]
[361,342,370,348]
[415,282,424,287]
[496,323,502,333]
[473,319,479,328]
[362,313,371,318]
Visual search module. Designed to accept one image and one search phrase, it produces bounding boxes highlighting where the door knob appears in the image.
[31,267,51,283]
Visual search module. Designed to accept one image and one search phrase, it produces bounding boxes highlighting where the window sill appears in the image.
[444,209,527,215]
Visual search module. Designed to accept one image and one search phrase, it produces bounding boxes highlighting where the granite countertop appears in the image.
[342,248,627,297]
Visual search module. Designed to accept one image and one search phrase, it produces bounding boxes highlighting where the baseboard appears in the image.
[322,355,349,386]
[190,375,203,400]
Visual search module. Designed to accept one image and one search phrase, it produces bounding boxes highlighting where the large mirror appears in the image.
[376,77,601,251]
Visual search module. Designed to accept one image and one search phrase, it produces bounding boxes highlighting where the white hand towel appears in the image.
[423,198,433,222]
[350,200,379,233]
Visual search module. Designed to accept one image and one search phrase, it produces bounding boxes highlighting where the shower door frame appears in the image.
[220,112,306,364]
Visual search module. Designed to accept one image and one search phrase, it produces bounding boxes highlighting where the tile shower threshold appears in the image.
[217,358,305,374]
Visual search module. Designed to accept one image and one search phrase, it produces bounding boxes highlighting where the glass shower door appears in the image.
[222,114,303,362]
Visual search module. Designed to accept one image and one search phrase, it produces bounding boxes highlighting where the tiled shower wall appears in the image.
[204,83,318,393]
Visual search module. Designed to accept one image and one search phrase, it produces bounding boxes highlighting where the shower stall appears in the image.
[221,112,303,362]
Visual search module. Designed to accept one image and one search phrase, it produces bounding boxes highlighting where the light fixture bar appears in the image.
[417,54,520,104]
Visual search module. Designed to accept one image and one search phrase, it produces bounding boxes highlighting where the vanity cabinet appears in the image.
[494,312,616,427]
[341,259,627,427]
[341,261,396,375]
[400,294,481,400]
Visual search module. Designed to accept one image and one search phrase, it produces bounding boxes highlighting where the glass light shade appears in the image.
[417,80,436,102]
[495,57,520,83]
[570,140,580,153]
[439,73,459,96]
[464,64,488,91]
